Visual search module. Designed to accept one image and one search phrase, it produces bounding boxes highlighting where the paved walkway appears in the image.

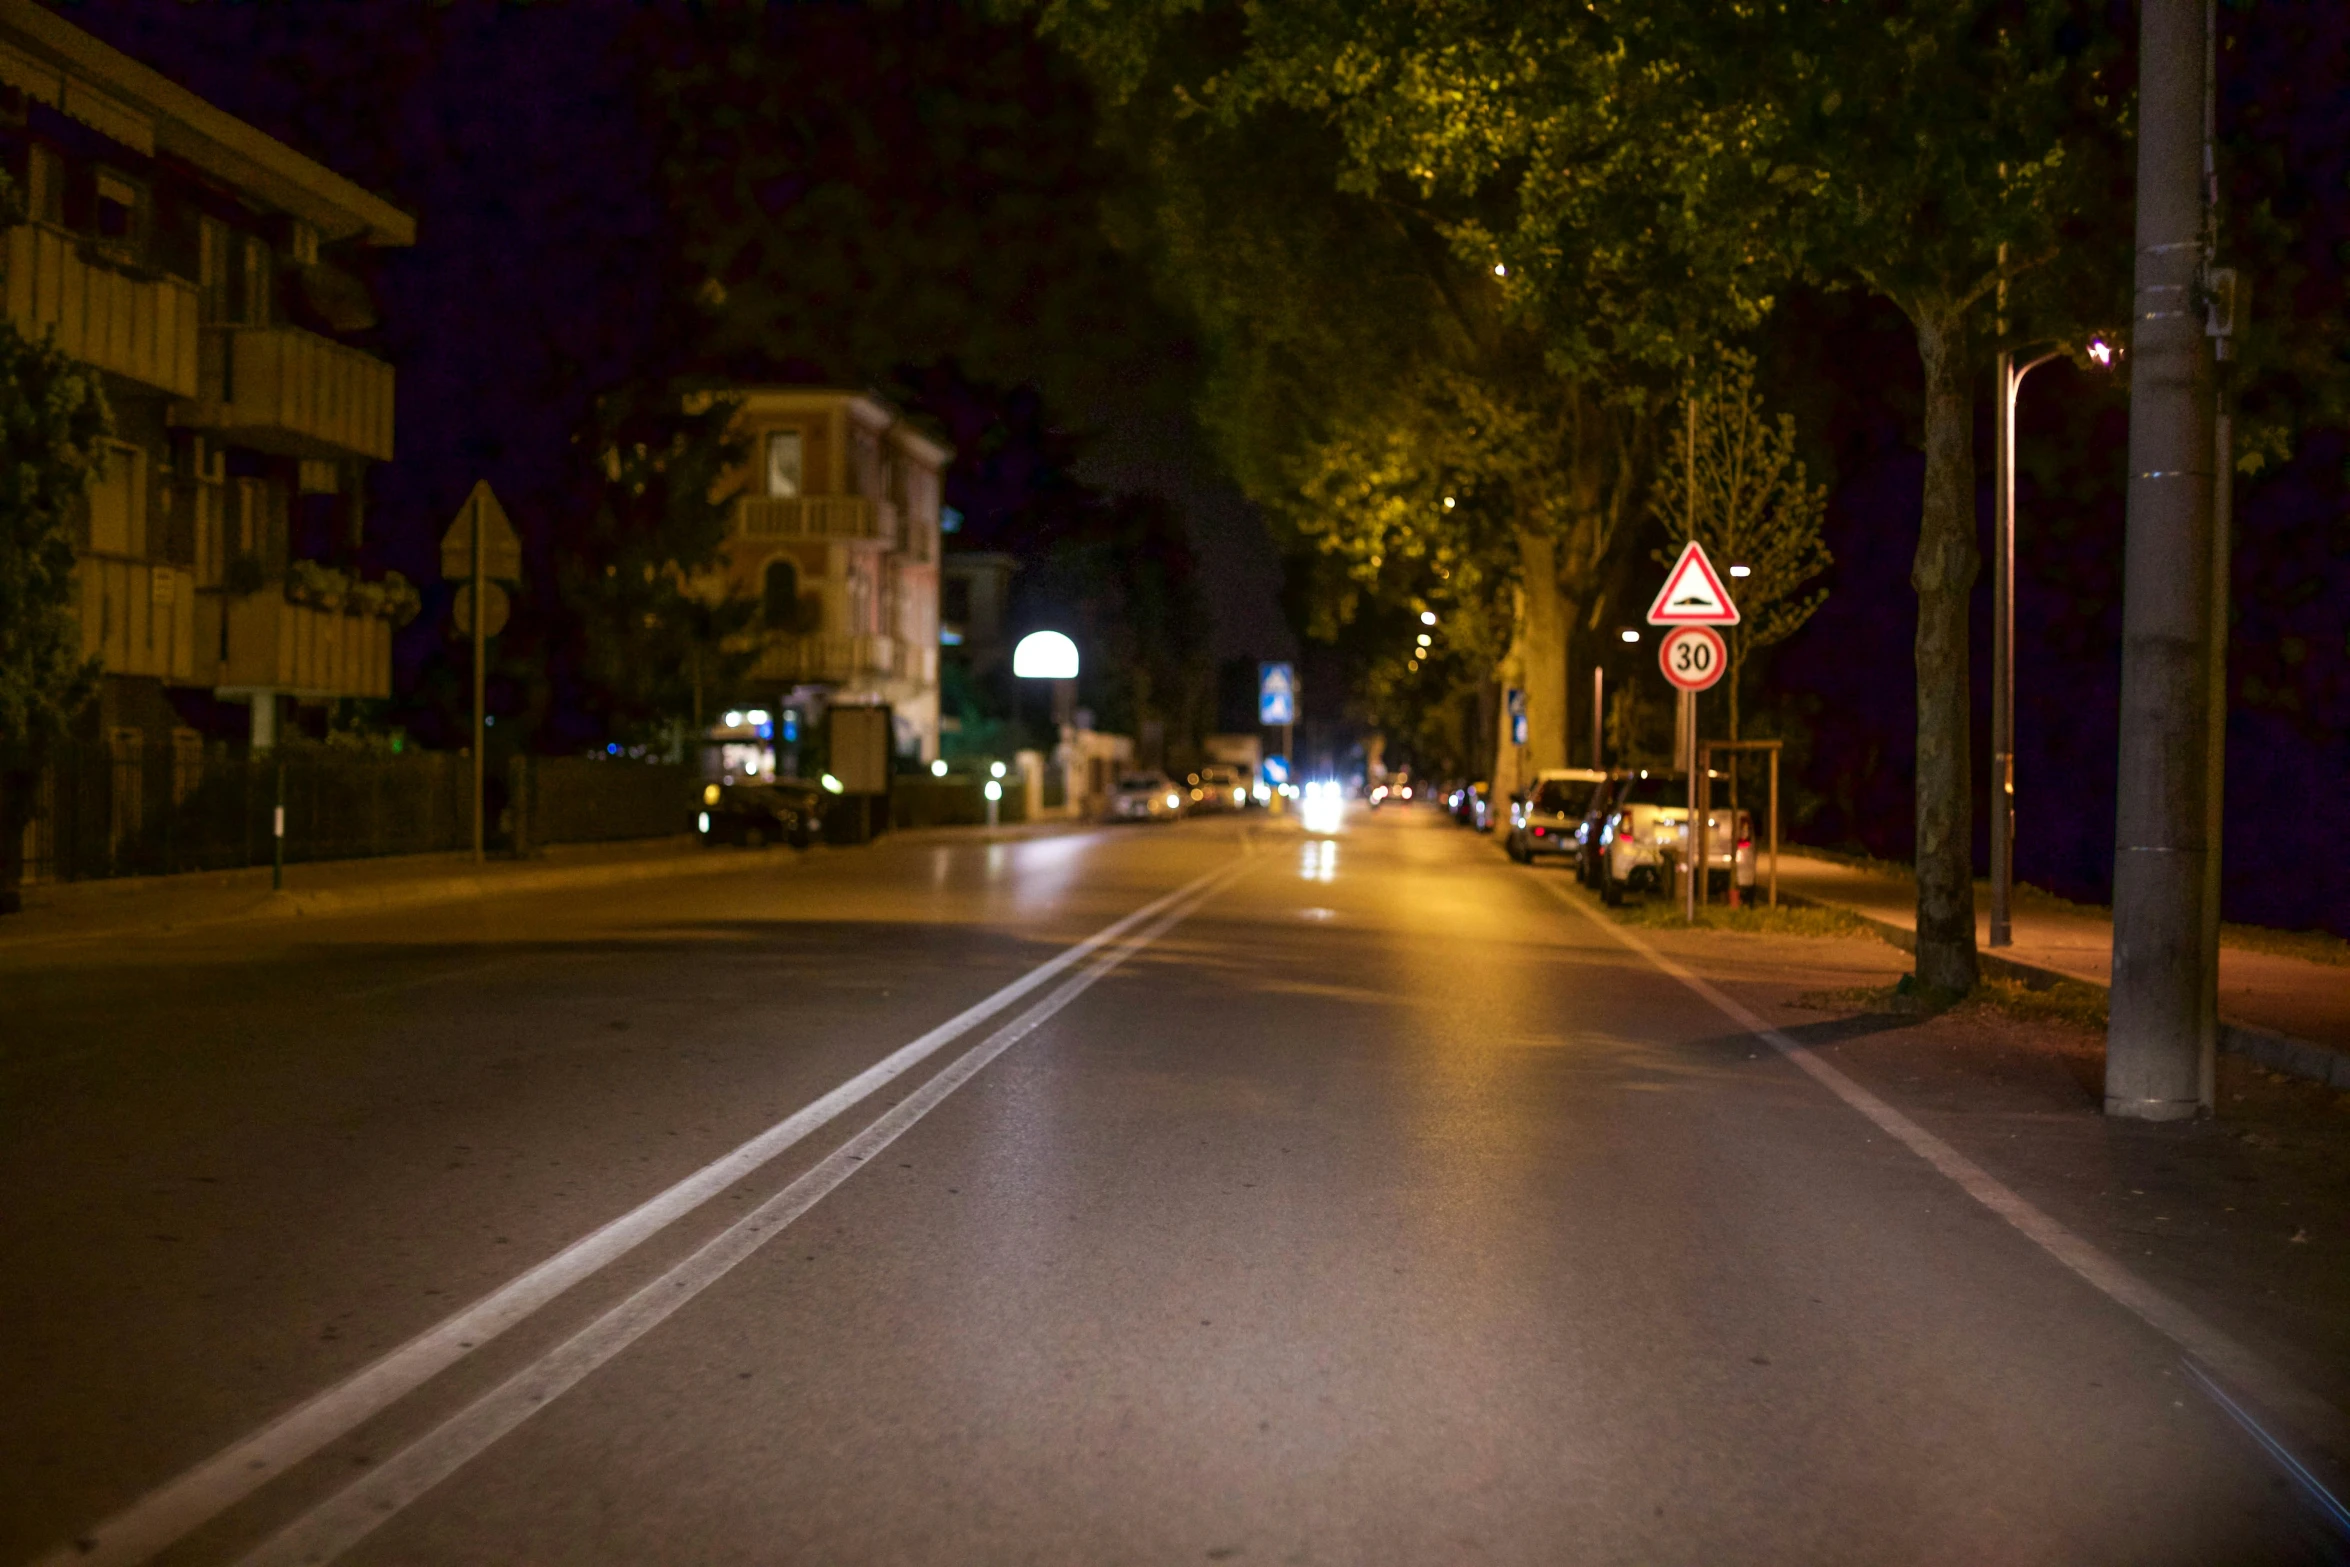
[1775,850,2350,1081]
[0,821,1088,950]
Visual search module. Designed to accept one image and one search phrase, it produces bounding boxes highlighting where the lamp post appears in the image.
[1991,335,2116,949]
[1013,630,1080,815]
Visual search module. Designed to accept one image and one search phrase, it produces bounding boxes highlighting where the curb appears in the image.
[1779,892,2350,1093]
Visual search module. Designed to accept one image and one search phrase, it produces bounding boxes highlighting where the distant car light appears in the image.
[1165,792,1181,809]
[703,783,721,806]
[929,758,948,777]
[820,773,844,794]
[984,780,1003,802]
[990,760,1007,779]
[697,811,711,833]
[1400,787,1412,799]
[1233,787,1247,804]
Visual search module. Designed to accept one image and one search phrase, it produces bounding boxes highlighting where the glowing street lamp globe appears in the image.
[1013,630,1080,680]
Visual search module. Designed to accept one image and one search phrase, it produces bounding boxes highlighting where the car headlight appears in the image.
[698,812,711,833]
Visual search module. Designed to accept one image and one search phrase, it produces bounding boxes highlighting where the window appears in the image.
[87,443,143,557]
[764,430,803,499]
[26,144,61,225]
[233,235,272,327]
[761,558,801,630]
[94,170,144,250]
[197,218,230,323]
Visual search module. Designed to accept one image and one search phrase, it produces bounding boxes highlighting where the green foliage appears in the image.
[561,385,758,742]
[1652,348,1832,738]
[643,2,1181,412]
[0,314,112,751]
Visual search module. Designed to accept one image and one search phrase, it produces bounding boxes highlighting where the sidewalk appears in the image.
[0,819,1093,950]
[1776,849,2350,1087]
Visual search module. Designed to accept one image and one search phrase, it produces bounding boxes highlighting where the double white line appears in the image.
[43,855,1252,1567]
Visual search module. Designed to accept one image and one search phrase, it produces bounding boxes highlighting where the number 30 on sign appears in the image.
[1659,625,1727,692]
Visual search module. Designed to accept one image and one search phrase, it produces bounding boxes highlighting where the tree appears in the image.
[0,314,113,912]
[1048,0,2128,991]
[559,385,757,747]
[1652,349,1831,747]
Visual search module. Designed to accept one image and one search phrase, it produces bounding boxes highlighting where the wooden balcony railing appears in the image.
[196,588,392,699]
[178,324,395,462]
[747,633,898,686]
[5,224,200,398]
[733,495,898,546]
[78,555,198,683]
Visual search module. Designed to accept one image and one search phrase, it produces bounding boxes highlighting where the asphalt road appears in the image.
[2,807,2340,1565]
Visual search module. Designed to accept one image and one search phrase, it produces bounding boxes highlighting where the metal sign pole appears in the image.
[1682,694,1698,923]
[1769,745,1780,909]
[471,492,485,863]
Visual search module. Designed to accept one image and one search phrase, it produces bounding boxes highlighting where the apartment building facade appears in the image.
[0,3,414,788]
[714,389,947,764]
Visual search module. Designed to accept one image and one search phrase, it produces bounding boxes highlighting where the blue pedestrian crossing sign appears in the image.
[1259,662,1297,725]
[1507,687,1528,745]
[1263,754,1291,786]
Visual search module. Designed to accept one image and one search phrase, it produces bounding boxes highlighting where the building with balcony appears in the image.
[0,3,414,782]
[712,389,949,765]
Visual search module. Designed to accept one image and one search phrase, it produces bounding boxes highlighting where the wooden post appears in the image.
[1769,745,1780,909]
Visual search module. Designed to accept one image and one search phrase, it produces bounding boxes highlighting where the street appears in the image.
[3,809,2342,1565]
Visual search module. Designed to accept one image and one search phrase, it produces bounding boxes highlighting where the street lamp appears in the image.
[1991,335,2119,948]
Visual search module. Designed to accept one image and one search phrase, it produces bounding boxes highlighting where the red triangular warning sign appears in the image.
[1646,540,1741,625]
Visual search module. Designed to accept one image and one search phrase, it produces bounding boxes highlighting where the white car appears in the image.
[1110,772,1185,822]
[1594,770,1756,906]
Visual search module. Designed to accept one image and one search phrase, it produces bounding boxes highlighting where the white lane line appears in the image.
[234,860,1246,1567]
[37,856,1246,1567]
[1542,879,2350,1460]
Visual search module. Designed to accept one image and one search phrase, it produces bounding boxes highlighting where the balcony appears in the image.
[747,633,898,687]
[5,223,200,398]
[197,588,392,699]
[733,495,898,547]
[78,555,198,682]
[175,323,394,462]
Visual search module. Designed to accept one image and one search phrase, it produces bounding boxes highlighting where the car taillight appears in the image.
[1532,826,1546,836]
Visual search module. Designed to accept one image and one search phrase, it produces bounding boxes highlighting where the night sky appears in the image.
[49,0,2350,934]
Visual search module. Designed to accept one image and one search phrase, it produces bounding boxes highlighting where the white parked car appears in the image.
[1110,772,1185,822]
[1594,770,1756,906]
[1507,768,1608,863]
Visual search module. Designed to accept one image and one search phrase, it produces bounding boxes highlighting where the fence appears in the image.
[8,742,703,886]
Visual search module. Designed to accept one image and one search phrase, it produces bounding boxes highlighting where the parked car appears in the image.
[1189,764,1249,813]
[1591,770,1755,905]
[1507,768,1608,863]
[699,781,823,849]
[1111,772,1185,822]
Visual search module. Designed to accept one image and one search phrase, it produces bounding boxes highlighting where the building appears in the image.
[0,3,415,779]
[939,550,1016,679]
[711,388,948,765]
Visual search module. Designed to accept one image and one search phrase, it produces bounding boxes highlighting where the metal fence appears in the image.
[9,742,704,886]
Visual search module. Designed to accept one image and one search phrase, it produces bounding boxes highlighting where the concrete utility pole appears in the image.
[2106,0,2218,1120]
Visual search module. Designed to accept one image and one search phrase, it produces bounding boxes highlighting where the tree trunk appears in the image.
[1516,526,1569,778]
[0,762,34,916]
[1911,304,1981,992]
[1492,610,1526,804]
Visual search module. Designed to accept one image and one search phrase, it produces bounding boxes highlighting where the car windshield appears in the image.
[1533,780,1592,815]
[1612,773,1688,809]
[1119,776,1167,792]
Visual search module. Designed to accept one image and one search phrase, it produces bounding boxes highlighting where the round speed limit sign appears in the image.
[1658,625,1727,692]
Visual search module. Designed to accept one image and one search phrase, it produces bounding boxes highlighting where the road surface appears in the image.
[2,808,2340,1565]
